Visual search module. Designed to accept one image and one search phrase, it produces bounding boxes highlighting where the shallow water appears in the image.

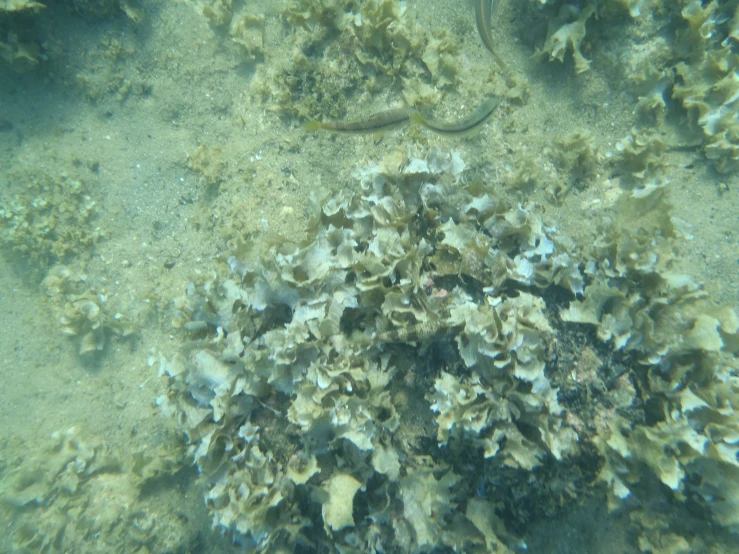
[1,0,738,552]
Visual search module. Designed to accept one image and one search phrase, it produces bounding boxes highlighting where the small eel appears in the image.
[303,107,411,133]
[475,0,508,70]
[302,4,510,136]
[411,96,500,135]
[305,97,500,136]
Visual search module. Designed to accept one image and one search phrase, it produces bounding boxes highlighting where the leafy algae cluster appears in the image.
[0,165,139,355]
[199,0,265,61]
[252,0,460,120]
[158,148,739,552]
[0,168,99,266]
[564,182,739,533]
[42,265,137,355]
[0,0,143,72]
[529,0,739,173]
[0,427,195,553]
[672,0,739,172]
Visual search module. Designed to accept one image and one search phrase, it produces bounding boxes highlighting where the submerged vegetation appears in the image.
[156,147,739,552]
[1,0,739,553]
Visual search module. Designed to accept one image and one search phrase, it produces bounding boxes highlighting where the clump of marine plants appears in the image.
[0,168,100,267]
[253,0,460,120]
[527,0,739,173]
[42,265,137,355]
[672,0,739,172]
[158,149,739,552]
[0,427,196,553]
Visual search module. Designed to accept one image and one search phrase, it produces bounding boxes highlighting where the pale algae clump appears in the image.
[528,0,739,172]
[0,164,141,356]
[0,427,193,553]
[199,0,265,61]
[154,148,594,551]
[431,292,578,468]
[561,182,739,547]
[531,0,654,75]
[253,0,459,120]
[613,128,666,181]
[673,0,739,172]
[535,4,596,74]
[42,265,137,355]
[0,168,99,266]
[157,147,739,551]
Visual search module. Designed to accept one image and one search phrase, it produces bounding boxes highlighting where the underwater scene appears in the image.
[1,0,739,552]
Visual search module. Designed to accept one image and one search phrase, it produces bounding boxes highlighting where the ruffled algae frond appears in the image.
[157,149,739,552]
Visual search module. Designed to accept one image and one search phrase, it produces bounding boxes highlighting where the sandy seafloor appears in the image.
[0,0,738,552]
